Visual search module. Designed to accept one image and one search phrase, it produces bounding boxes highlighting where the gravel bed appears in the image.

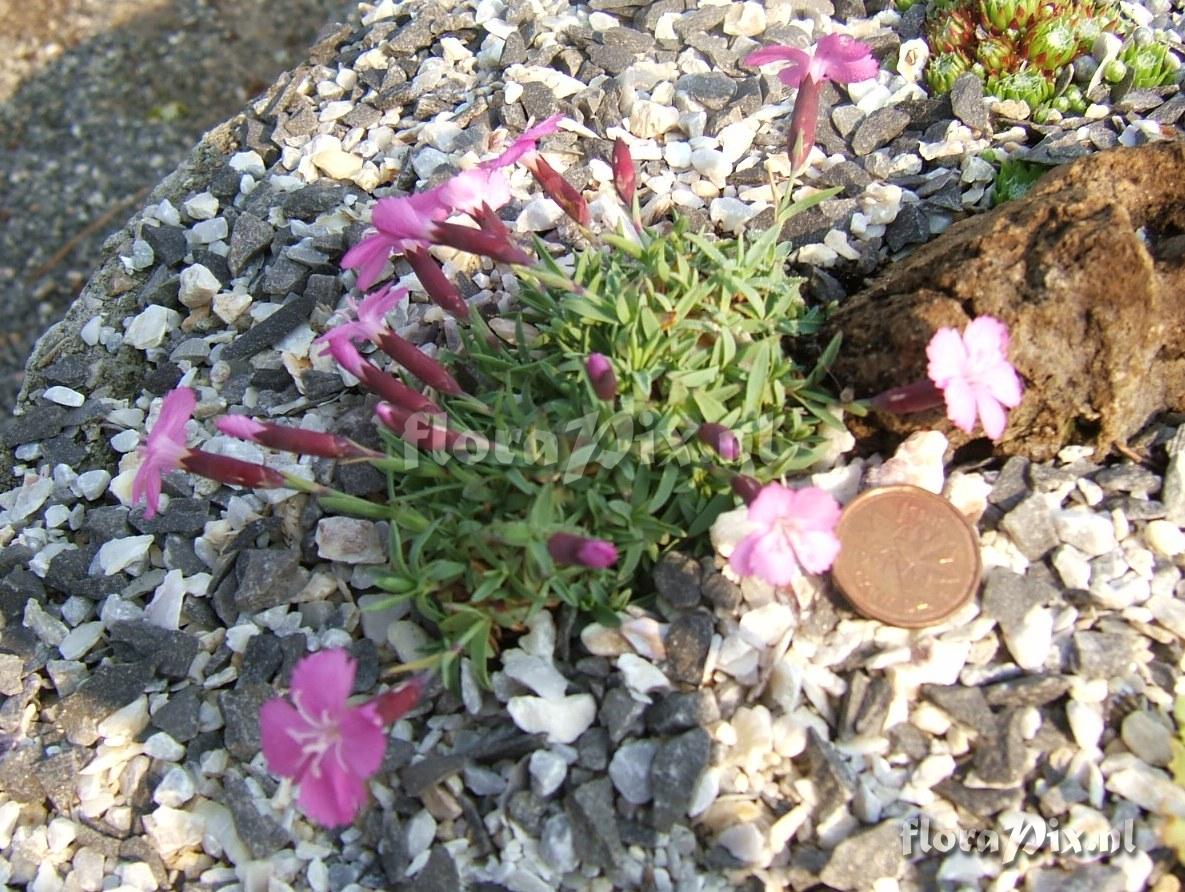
[1,0,1185,889]
[0,0,363,415]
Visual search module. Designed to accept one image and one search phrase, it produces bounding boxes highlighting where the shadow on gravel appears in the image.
[0,0,359,417]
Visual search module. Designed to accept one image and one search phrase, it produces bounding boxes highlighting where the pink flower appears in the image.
[729,484,841,586]
[482,114,565,169]
[744,34,878,88]
[926,316,1023,441]
[547,533,618,569]
[745,36,877,170]
[259,650,386,827]
[341,170,513,291]
[132,387,196,519]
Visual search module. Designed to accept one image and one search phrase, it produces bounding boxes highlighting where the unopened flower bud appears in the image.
[586,353,617,401]
[697,423,740,461]
[547,532,618,569]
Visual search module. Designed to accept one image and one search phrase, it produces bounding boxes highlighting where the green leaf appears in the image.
[647,463,680,513]
[692,388,729,423]
[562,295,618,325]
[743,339,773,417]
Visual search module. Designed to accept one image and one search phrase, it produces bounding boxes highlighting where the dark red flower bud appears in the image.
[180,450,287,489]
[612,137,636,206]
[731,474,763,505]
[374,330,464,396]
[547,532,618,568]
[405,246,470,319]
[525,155,590,227]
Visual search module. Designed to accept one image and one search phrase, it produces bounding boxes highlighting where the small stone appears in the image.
[1145,519,1185,557]
[677,73,737,111]
[314,517,385,564]
[1121,710,1173,767]
[183,192,219,220]
[565,778,624,870]
[1000,493,1059,559]
[528,750,568,798]
[1066,700,1104,751]
[141,224,188,268]
[94,535,155,575]
[1054,508,1117,556]
[43,386,85,407]
[630,100,680,138]
[819,820,907,891]
[502,651,569,700]
[618,653,671,698]
[851,107,911,156]
[227,214,275,276]
[653,552,701,608]
[609,738,658,805]
[664,613,713,686]
[722,1,765,36]
[864,430,947,493]
[949,74,990,132]
[1073,630,1144,677]
[191,216,228,244]
[97,695,149,742]
[57,622,104,660]
[153,766,196,807]
[125,306,180,350]
[651,727,711,832]
[507,694,596,744]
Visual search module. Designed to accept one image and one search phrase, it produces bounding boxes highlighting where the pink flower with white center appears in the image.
[260,650,387,827]
[745,35,877,170]
[132,387,196,519]
[744,34,879,89]
[926,315,1023,441]
[482,114,565,169]
[729,484,841,586]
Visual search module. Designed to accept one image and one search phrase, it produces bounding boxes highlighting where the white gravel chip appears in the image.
[124,305,181,350]
[74,469,112,501]
[43,386,85,407]
[179,263,221,308]
[95,535,155,575]
[183,191,219,220]
[507,693,596,744]
[57,622,104,660]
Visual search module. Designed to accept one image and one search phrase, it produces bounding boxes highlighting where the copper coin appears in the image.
[831,484,982,628]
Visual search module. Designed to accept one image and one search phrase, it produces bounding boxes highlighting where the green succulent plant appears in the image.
[1120,37,1180,88]
[987,152,1051,204]
[918,0,1179,114]
[986,67,1056,106]
[926,51,973,93]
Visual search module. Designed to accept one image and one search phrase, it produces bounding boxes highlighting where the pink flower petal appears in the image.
[486,114,565,168]
[215,415,268,440]
[438,167,512,215]
[986,362,1024,408]
[976,388,1009,440]
[941,377,979,434]
[371,190,445,243]
[337,706,387,777]
[355,286,406,337]
[785,486,843,531]
[133,388,196,519]
[296,761,370,827]
[291,649,356,720]
[926,327,969,387]
[744,44,811,76]
[791,528,843,575]
[745,529,802,586]
[815,34,879,83]
[259,699,309,778]
[341,235,396,291]
[746,482,798,526]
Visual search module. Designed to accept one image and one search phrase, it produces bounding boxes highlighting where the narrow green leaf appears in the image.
[743,339,773,416]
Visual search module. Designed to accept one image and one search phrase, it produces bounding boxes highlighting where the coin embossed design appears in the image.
[831,484,982,628]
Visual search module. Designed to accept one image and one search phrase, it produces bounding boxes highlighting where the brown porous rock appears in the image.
[825,141,1185,462]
